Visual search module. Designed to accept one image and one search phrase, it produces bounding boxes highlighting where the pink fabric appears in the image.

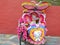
[17,26,28,40]
[17,18,27,40]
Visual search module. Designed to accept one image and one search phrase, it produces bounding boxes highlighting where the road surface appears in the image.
[0,34,60,45]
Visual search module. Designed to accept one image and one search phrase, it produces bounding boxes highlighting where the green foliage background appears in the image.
[37,0,60,5]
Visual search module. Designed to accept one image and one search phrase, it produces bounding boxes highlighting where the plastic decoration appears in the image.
[29,28,44,41]
[17,0,50,45]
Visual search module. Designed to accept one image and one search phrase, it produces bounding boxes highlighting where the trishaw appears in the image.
[17,1,50,45]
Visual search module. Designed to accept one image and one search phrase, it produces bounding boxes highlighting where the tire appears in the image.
[19,32,23,45]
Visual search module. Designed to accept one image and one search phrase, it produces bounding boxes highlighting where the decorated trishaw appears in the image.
[17,0,50,45]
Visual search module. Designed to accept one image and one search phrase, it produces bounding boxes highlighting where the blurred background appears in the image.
[37,0,60,5]
[0,0,60,45]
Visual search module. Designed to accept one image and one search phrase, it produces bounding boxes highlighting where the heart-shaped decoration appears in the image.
[29,28,44,41]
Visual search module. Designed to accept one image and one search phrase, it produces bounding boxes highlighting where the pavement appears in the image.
[0,34,60,45]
